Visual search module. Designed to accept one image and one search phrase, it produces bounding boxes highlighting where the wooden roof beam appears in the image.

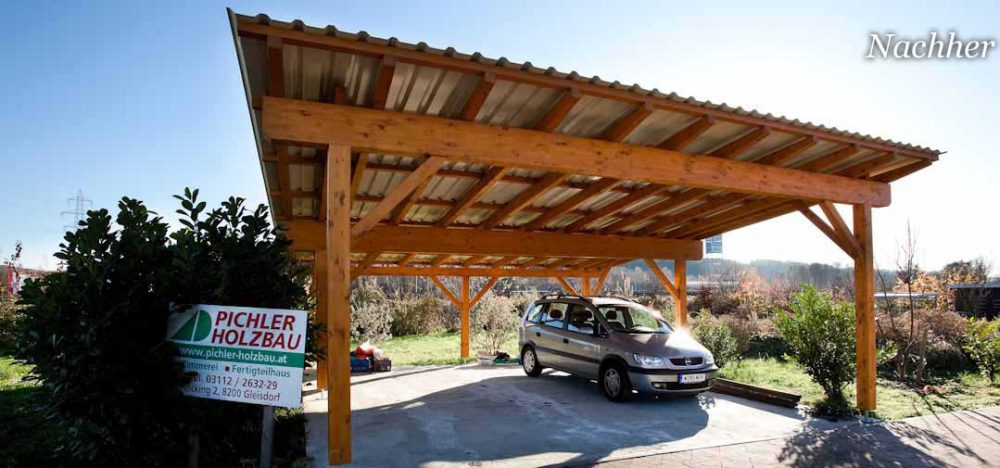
[262,98,892,206]
[637,192,749,236]
[480,172,567,229]
[709,126,771,159]
[357,266,600,278]
[657,115,715,151]
[460,72,496,121]
[603,102,655,142]
[437,166,508,227]
[534,88,582,132]
[351,157,445,237]
[563,184,670,232]
[752,135,818,165]
[523,178,619,231]
[370,56,397,109]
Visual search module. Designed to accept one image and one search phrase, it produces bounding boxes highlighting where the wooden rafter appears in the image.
[534,88,582,132]
[460,73,496,121]
[357,252,380,269]
[351,157,445,237]
[396,253,416,266]
[391,171,437,224]
[709,126,770,159]
[523,178,619,230]
[480,172,567,229]
[263,98,892,206]
[603,103,654,142]
[437,166,508,227]
[752,135,817,165]
[370,56,396,109]
[638,192,748,236]
[599,189,708,234]
[800,144,861,173]
[669,197,786,239]
[657,115,715,150]
[873,160,931,182]
[564,184,670,232]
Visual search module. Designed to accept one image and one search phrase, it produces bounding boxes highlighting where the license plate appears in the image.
[680,373,705,384]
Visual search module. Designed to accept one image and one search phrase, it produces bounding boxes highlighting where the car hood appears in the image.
[613,331,710,358]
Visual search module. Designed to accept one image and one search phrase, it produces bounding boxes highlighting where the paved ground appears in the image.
[303,365,846,467]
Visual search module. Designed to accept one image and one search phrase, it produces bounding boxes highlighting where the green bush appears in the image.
[350,279,391,343]
[774,286,856,415]
[694,312,739,368]
[0,293,19,353]
[390,296,455,336]
[964,319,1000,384]
[16,190,312,466]
[472,294,519,356]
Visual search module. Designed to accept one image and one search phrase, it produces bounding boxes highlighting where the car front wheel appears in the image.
[600,362,631,402]
[521,346,542,377]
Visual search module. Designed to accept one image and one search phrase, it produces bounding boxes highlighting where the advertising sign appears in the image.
[705,234,723,255]
[167,304,307,408]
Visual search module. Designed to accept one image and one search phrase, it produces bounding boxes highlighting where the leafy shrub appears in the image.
[964,319,1000,384]
[694,312,739,368]
[774,286,856,415]
[472,294,519,356]
[0,293,18,352]
[16,190,311,466]
[351,303,392,343]
[390,296,455,336]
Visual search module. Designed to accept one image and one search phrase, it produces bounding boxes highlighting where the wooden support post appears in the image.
[461,276,471,358]
[853,204,876,412]
[314,252,328,391]
[674,259,688,328]
[325,144,352,465]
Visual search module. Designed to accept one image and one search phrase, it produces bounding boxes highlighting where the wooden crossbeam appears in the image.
[564,184,669,232]
[480,172,567,229]
[351,157,445,237]
[534,88,581,132]
[438,166,508,227]
[288,222,702,259]
[460,73,496,121]
[658,115,715,150]
[603,103,654,142]
[262,98,892,206]
[709,126,770,159]
[357,266,598,278]
[523,178,619,230]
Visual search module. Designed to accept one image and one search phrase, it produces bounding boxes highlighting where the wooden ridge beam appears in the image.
[262,98,892,206]
[657,115,715,151]
[286,221,703,259]
[351,157,445,237]
[239,19,937,161]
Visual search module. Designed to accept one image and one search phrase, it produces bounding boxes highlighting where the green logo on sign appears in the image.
[171,310,212,342]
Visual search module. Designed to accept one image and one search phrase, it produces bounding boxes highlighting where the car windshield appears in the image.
[596,303,672,334]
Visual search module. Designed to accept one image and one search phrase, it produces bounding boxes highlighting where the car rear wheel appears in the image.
[521,346,542,377]
[600,362,631,402]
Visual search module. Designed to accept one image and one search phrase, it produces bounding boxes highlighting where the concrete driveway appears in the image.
[302,365,843,467]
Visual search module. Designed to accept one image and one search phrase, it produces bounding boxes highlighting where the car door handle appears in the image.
[536,332,541,337]
[562,338,569,344]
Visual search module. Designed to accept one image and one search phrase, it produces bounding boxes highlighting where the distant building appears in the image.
[951,283,1000,319]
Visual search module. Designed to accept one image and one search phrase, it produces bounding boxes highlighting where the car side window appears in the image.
[525,303,544,323]
[566,304,596,334]
[540,302,568,329]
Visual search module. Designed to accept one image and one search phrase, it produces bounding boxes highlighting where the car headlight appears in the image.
[631,353,667,367]
[704,353,715,365]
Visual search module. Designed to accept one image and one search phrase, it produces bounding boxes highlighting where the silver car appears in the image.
[518,294,717,401]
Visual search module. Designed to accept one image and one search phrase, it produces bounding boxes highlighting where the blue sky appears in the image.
[1,0,997,271]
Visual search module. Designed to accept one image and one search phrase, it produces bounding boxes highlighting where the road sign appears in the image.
[167,304,307,408]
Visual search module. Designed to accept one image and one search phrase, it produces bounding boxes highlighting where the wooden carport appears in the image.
[228,10,940,465]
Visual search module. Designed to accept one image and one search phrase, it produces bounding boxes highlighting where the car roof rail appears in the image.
[540,291,586,301]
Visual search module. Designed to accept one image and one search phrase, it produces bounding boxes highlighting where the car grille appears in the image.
[670,357,704,366]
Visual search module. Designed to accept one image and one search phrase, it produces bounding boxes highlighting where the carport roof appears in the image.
[229,10,940,276]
